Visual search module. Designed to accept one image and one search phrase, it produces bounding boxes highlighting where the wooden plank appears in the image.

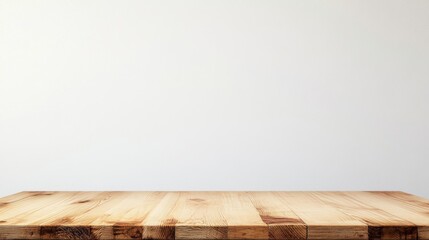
[87,191,165,239]
[0,191,78,240]
[276,192,368,240]
[248,191,306,240]
[141,192,181,240]
[343,192,427,240]
[144,192,268,240]
[39,192,114,240]
[313,192,416,240]
[221,192,267,239]
[25,191,162,239]
[346,191,429,240]
[173,192,227,240]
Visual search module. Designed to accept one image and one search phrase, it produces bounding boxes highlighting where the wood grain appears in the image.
[0,191,429,240]
[312,192,416,240]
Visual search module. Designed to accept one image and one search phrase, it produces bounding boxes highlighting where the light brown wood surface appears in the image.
[0,191,428,240]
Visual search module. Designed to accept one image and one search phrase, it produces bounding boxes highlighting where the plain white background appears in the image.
[1,0,428,198]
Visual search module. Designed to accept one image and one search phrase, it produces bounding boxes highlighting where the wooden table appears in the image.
[0,191,428,240]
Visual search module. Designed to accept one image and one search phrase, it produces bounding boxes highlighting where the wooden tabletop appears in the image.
[0,192,428,240]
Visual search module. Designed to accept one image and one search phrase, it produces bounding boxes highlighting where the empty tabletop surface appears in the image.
[1,191,429,240]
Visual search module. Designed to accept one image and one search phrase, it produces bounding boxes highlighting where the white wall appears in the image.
[1,0,429,198]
